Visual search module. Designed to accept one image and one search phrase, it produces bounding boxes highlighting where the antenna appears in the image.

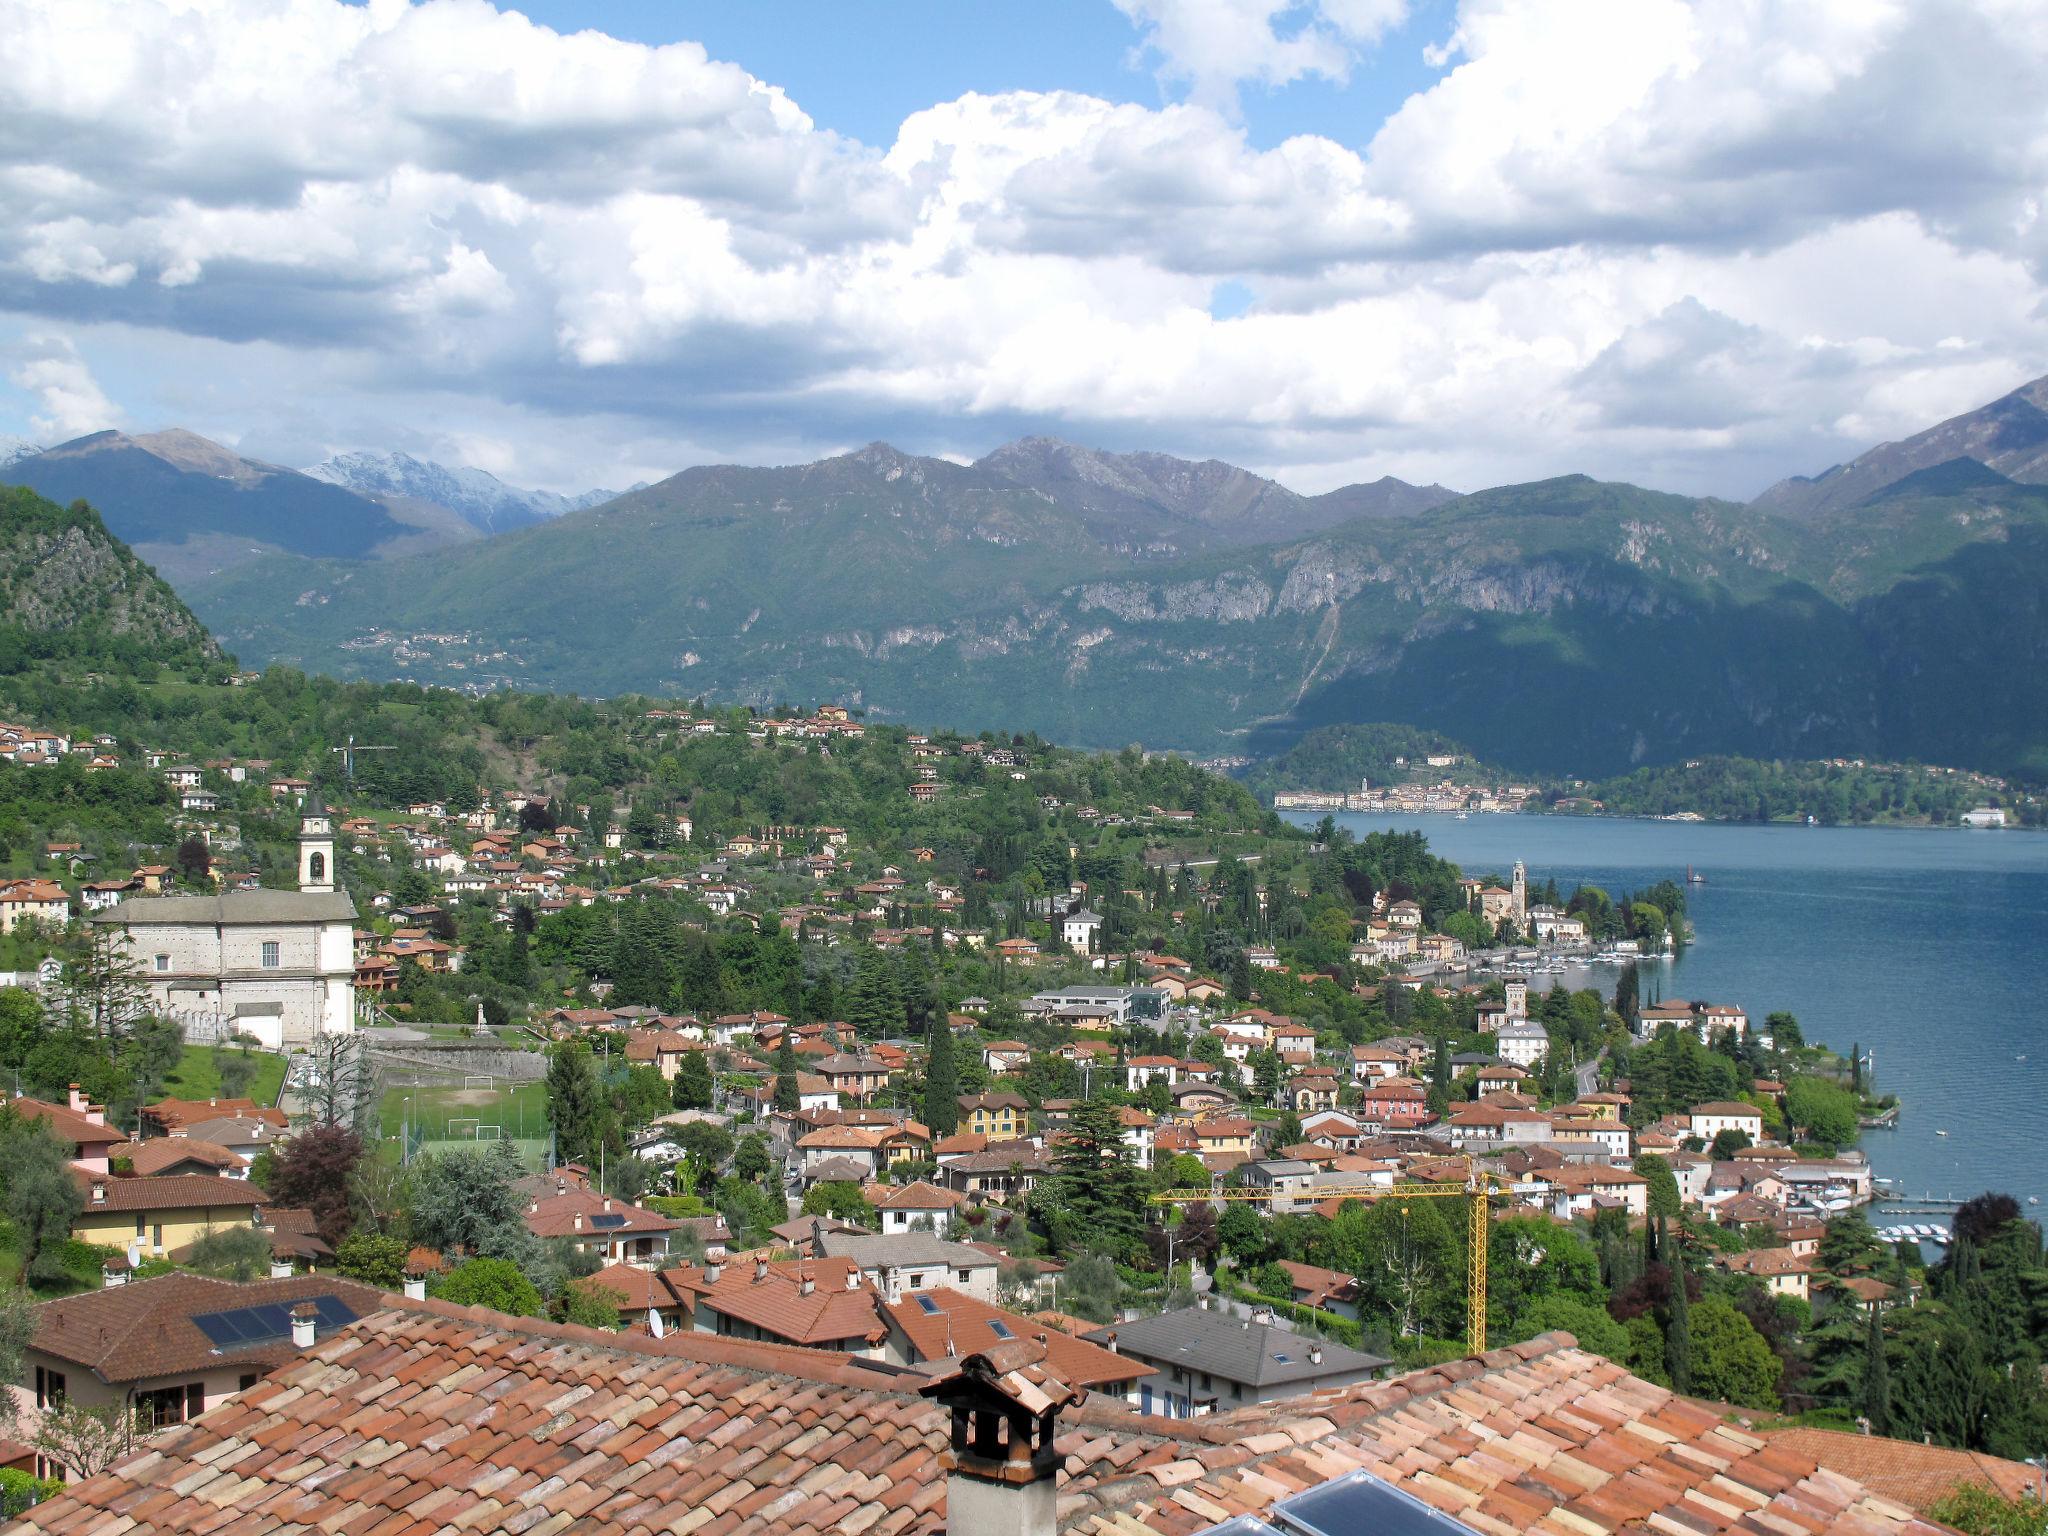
[330,734,397,780]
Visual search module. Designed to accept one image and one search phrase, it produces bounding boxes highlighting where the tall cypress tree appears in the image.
[1665,1249,1692,1394]
[774,1031,799,1113]
[924,1019,959,1135]
[1861,1307,1891,1434]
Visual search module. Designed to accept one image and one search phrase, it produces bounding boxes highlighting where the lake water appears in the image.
[1289,812,2048,1209]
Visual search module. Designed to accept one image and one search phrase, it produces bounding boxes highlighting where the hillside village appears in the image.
[0,671,2024,1527]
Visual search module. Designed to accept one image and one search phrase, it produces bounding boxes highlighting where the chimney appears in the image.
[1308,1344,1324,1366]
[921,1344,1079,1536]
[754,1255,770,1283]
[101,1260,128,1289]
[602,1198,612,1212]
[705,1257,724,1285]
[269,1261,294,1280]
[90,1181,107,1205]
[403,1277,426,1301]
[1105,1332,1118,1354]
[290,1302,318,1349]
[572,1213,582,1231]
[800,1271,815,1297]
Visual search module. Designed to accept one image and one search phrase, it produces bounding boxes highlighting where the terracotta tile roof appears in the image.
[74,1171,263,1214]
[142,1096,288,1133]
[522,1186,680,1240]
[1764,1428,2038,1514]
[1058,1335,1953,1536]
[588,1263,696,1314]
[30,1272,385,1384]
[112,1138,247,1176]
[7,1315,1958,1536]
[679,1255,891,1347]
[885,1288,1143,1390]
[867,1179,965,1211]
[9,1093,122,1149]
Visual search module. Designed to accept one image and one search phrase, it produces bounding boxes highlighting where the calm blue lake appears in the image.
[1289,812,2048,1209]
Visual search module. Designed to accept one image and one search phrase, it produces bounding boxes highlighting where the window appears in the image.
[34,1367,65,1409]
[136,1384,203,1429]
[260,941,280,968]
[154,954,170,973]
[908,1271,924,1289]
[308,852,325,882]
[239,1374,259,1392]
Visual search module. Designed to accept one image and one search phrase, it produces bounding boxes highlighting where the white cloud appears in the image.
[6,334,122,439]
[0,0,2044,500]
[1110,0,1408,108]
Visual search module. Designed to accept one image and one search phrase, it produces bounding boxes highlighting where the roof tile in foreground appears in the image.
[2,1308,1960,1536]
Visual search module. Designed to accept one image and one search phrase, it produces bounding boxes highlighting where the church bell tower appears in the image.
[298,792,335,894]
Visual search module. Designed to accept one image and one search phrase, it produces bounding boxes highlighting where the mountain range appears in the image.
[0,432,622,582]
[302,450,625,533]
[7,380,2048,777]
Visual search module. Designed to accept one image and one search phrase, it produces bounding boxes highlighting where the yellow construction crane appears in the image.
[1150,1173,1505,1352]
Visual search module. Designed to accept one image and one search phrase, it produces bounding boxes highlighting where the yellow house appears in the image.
[956,1094,1028,1140]
[72,1173,264,1259]
[1194,1117,1256,1157]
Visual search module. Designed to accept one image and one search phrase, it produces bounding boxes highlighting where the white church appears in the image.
[92,800,357,1049]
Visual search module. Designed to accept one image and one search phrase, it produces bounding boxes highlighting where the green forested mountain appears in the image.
[12,378,2040,779]
[180,457,2048,776]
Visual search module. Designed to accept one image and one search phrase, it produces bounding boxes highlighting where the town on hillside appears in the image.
[0,690,2030,1534]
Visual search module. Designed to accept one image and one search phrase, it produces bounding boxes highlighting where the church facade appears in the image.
[91,804,357,1049]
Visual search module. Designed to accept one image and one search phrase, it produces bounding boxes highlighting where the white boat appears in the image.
[1935,1129,1950,1137]
[2030,1197,2040,1206]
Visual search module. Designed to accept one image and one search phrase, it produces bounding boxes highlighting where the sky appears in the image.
[3,0,2047,499]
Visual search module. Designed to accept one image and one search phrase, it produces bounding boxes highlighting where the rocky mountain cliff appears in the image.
[0,484,223,673]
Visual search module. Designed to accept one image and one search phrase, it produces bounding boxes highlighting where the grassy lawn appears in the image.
[162,1044,288,1106]
[377,1079,550,1143]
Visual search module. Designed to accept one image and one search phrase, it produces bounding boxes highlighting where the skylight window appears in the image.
[987,1320,1013,1339]
[915,1294,940,1314]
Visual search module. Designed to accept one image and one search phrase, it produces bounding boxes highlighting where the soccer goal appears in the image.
[447,1116,481,1139]
[463,1074,496,1090]
[473,1124,503,1140]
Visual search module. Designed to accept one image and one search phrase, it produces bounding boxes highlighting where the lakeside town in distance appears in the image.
[0,672,2016,1532]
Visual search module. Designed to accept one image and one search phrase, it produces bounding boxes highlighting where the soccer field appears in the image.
[376,1079,551,1154]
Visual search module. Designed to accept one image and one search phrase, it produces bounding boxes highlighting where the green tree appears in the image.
[187,1225,275,1282]
[545,1041,609,1166]
[1035,1097,1146,1259]
[1665,1252,1692,1394]
[923,1020,960,1134]
[0,1116,83,1285]
[335,1231,412,1289]
[1784,1074,1859,1148]
[1688,1296,1779,1409]
[673,1050,714,1110]
[801,1182,870,1223]
[1861,1306,1891,1434]
[561,1276,622,1329]
[437,1256,543,1316]
[774,1031,800,1114]
[1633,1154,1682,1223]
[733,1133,771,1184]
[409,1140,533,1261]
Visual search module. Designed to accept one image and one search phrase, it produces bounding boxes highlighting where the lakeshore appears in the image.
[1292,810,2048,1210]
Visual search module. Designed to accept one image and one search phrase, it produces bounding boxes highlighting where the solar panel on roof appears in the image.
[588,1213,627,1229]
[1267,1469,1476,1536]
[191,1294,362,1353]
